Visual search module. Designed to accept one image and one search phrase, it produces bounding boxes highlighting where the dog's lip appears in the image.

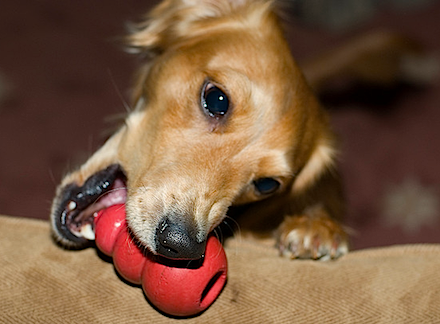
[54,164,127,248]
[69,178,127,239]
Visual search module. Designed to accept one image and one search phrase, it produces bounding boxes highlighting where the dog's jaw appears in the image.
[50,164,127,249]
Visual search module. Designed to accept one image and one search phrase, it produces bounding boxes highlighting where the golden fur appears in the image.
[52,0,420,260]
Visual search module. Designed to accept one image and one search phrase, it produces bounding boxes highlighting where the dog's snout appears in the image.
[155,219,206,260]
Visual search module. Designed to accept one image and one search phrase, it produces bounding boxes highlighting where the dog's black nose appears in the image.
[155,219,206,260]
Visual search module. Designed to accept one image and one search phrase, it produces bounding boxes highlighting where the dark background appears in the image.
[1,0,439,250]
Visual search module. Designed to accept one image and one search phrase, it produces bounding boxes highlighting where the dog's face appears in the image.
[51,0,336,260]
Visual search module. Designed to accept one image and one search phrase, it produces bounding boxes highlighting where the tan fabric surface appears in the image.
[1,215,439,323]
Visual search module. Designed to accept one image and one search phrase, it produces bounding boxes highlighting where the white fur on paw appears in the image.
[278,229,348,261]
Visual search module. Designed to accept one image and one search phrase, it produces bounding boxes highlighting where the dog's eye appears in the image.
[254,178,280,195]
[201,83,229,117]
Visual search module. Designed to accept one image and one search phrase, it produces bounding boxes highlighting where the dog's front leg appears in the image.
[276,166,349,260]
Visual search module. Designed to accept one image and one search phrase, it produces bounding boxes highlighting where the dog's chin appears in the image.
[50,164,128,249]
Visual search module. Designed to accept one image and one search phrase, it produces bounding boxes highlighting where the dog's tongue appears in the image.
[93,204,228,317]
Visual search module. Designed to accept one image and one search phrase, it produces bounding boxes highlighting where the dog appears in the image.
[51,0,424,261]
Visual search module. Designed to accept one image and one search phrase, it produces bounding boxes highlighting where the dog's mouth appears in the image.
[52,164,127,248]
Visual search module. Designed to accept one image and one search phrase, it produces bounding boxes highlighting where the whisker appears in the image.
[107,68,132,115]
[222,215,242,238]
[186,259,195,268]
[48,168,57,187]
[220,216,243,256]
[213,227,223,244]
[212,228,226,260]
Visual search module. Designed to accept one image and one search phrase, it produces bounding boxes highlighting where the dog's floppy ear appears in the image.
[127,0,272,55]
[127,0,192,55]
[292,135,338,194]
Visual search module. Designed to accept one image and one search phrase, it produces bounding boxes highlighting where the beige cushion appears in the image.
[1,215,439,323]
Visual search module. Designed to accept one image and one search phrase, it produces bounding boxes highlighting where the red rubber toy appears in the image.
[94,204,228,317]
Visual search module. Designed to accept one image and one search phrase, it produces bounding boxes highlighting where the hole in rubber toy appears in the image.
[200,270,227,308]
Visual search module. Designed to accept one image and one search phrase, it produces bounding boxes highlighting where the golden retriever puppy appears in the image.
[51,0,349,261]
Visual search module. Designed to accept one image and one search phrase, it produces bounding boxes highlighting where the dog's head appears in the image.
[51,0,336,260]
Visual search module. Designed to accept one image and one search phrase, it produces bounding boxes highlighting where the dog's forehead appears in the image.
[194,29,297,88]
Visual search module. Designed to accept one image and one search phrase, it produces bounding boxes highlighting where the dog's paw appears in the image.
[276,212,348,261]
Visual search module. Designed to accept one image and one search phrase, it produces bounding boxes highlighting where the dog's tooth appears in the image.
[67,200,77,211]
[80,223,95,240]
